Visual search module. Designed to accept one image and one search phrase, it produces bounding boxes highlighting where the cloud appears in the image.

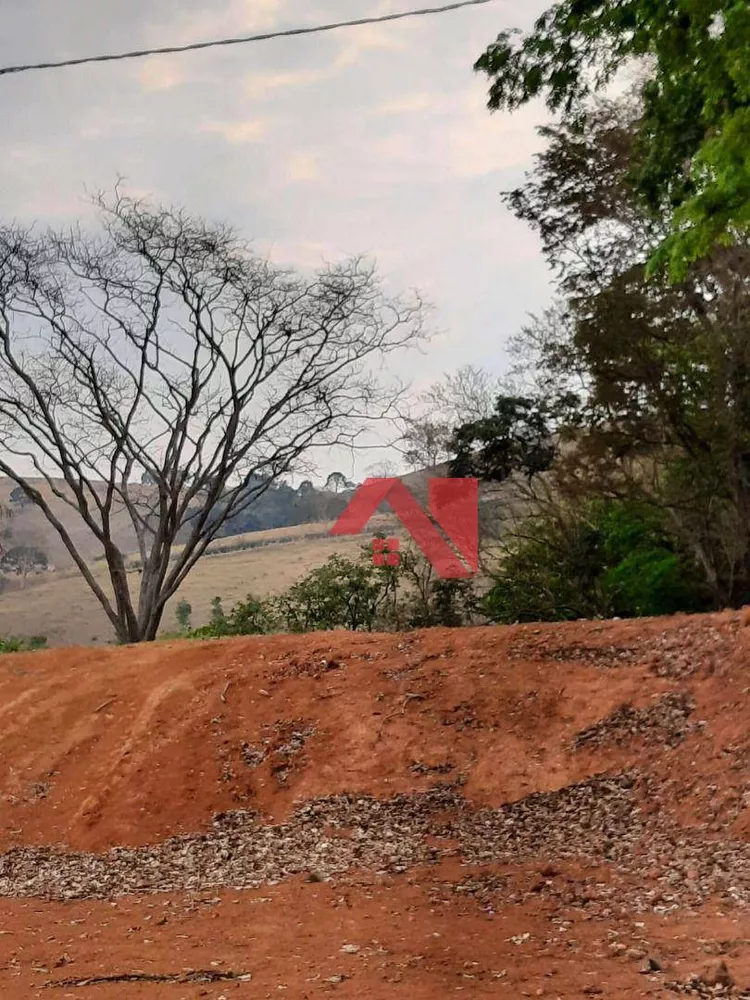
[200,118,270,143]
[137,58,187,92]
[362,87,544,183]
[138,0,288,92]
[145,0,286,46]
[334,21,407,70]
[6,143,49,168]
[243,67,329,100]
[446,113,544,178]
[287,152,319,182]
[78,113,149,141]
[375,93,435,115]
[242,17,409,100]
[261,239,345,269]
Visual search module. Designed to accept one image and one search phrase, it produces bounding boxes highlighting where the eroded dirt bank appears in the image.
[2,613,750,996]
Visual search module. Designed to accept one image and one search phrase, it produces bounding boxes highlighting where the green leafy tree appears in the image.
[450,394,574,482]
[476,0,750,277]
[500,96,750,607]
[324,472,349,493]
[485,500,709,624]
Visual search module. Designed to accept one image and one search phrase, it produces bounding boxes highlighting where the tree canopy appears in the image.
[487,91,750,607]
[450,395,567,483]
[475,0,750,278]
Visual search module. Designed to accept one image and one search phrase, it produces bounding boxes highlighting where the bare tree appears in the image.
[0,191,425,642]
[365,459,400,479]
[400,418,453,470]
[397,365,500,471]
[422,365,499,424]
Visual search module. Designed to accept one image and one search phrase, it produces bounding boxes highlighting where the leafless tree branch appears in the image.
[0,191,426,641]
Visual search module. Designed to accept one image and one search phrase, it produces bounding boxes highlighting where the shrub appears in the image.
[191,593,275,638]
[191,541,481,638]
[394,547,480,629]
[485,499,710,624]
[175,599,192,633]
[210,596,226,626]
[595,501,708,618]
[0,635,47,653]
[276,555,392,633]
[427,578,480,628]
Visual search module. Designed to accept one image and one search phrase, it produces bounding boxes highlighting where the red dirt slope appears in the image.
[2,612,750,997]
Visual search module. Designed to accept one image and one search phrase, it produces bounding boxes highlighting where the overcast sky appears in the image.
[0,0,553,480]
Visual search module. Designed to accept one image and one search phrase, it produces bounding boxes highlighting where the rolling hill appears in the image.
[0,469,526,646]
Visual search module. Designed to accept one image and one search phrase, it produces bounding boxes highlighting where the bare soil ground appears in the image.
[3,612,750,997]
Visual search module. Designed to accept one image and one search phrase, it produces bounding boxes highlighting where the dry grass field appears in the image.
[0,468,520,647]
[0,518,400,647]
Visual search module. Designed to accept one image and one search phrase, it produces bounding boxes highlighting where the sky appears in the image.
[0,0,554,481]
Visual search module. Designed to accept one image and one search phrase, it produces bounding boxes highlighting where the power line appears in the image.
[0,0,498,78]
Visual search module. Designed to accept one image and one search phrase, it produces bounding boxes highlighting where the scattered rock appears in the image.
[640,956,663,974]
[571,693,695,751]
[699,960,734,988]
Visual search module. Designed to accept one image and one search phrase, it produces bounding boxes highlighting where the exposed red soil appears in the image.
[2,612,750,997]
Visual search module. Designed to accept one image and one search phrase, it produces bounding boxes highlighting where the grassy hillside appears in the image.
[0,519,403,647]
[0,468,528,646]
[0,477,139,568]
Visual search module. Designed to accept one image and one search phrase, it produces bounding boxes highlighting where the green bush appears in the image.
[210,596,226,626]
[175,599,192,633]
[427,578,480,628]
[190,543,480,638]
[595,501,707,618]
[393,547,479,629]
[485,499,710,625]
[192,593,275,638]
[0,635,47,653]
[276,554,393,633]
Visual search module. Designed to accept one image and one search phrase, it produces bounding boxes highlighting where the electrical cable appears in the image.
[0,0,498,78]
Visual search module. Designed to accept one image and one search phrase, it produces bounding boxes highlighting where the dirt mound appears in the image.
[3,612,750,996]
